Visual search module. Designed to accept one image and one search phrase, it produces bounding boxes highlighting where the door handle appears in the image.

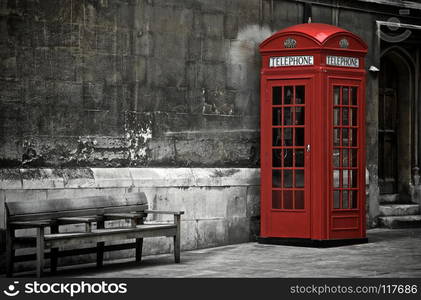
[306,144,311,152]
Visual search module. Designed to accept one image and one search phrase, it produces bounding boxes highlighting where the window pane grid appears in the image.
[272,85,306,210]
[333,86,359,209]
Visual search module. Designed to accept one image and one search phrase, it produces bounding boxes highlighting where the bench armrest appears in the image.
[103,213,145,220]
[144,210,184,216]
[9,221,52,229]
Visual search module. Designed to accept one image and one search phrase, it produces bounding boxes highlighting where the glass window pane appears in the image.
[351,108,358,126]
[295,107,305,125]
[351,149,358,167]
[272,170,282,188]
[351,87,358,105]
[273,128,282,146]
[342,108,349,125]
[334,108,340,126]
[334,129,340,147]
[334,87,340,105]
[342,170,349,187]
[351,170,358,187]
[273,86,282,105]
[284,86,293,104]
[342,190,349,208]
[342,128,349,146]
[295,169,304,188]
[284,149,293,167]
[272,190,282,209]
[284,170,293,188]
[295,150,304,167]
[273,108,282,125]
[333,170,340,187]
[351,129,358,146]
[333,149,340,167]
[295,191,304,209]
[334,190,340,208]
[342,149,349,167]
[351,191,358,208]
[284,107,292,125]
[342,87,349,105]
[283,190,293,209]
[295,86,305,104]
[284,128,292,146]
[295,128,304,146]
[273,149,282,167]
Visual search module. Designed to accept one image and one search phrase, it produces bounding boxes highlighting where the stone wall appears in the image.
[0,167,260,272]
[0,0,271,168]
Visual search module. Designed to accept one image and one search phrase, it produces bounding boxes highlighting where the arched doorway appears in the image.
[379,47,414,199]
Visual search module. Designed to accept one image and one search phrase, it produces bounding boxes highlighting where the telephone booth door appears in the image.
[264,79,311,238]
[329,78,366,240]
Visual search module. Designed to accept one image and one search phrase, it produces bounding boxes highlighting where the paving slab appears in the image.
[47,228,421,278]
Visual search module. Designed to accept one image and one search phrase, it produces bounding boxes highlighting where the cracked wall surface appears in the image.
[0,0,269,168]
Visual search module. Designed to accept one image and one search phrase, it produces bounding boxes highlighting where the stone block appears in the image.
[133,32,153,56]
[246,185,260,217]
[202,38,228,62]
[91,168,133,188]
[202,13,224,38]
[0,168,22,189]
[227,216,250,244]
[151,6,193,35]
[21,168,65,189]
[147,57,186,88]
[180,219,198,251]
[199,62,226,89]
[224,14,238,39]
[226,188,247,218]
[196,218,227,248]
[61,168,96,188]
[129,168,193,188]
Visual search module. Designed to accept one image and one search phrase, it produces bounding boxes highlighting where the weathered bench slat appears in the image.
[9,220,53,228]
[56,217,99,224]
[46,226,177,248]
[7,193,147,217]
[145,210,185,215]
[8,204,148,222]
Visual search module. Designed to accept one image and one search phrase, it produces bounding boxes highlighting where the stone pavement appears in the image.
[54,228,421,277]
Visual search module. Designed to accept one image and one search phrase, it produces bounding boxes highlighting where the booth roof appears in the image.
[274,23,351,44]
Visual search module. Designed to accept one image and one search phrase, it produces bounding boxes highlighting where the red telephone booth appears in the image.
[258,23,368,246]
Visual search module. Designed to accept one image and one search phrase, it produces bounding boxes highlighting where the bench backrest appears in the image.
[6,192,148,222]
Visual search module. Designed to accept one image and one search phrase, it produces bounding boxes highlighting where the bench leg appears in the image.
[173,236,180,263]
[50,224,59,274]
[135,238,143,262]
[36,228,45,278]
[174,214,181,263]
[5,228,14,277]
[96,220,105,267]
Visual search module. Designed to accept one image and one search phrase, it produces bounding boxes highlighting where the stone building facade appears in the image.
[1,0,421,269]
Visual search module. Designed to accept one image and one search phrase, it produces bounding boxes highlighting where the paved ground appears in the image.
[53,228,421,278]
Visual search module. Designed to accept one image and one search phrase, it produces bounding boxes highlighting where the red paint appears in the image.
[259,23,368,241]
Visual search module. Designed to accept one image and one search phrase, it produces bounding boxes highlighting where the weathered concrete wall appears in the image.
[0,167,260,272]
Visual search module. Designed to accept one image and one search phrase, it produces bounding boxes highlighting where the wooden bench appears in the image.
[5,192,184,277]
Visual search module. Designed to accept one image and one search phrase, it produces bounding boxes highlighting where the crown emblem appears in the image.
[284,38,297,48]
[339,38,349,48]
